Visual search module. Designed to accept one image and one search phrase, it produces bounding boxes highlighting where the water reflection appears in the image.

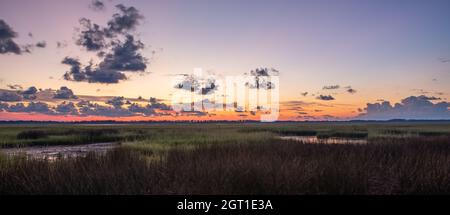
[1,142,120,161]
[279,136,367,144]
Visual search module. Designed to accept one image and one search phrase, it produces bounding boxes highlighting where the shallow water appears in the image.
[0,142,120,161]
[279,136,367,144]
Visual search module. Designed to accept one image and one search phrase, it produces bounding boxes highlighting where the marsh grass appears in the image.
[1,122,450,194]
[1,136,450,194]
[2,122,449,147]
[0,125,152,147]
[122,129,275,159]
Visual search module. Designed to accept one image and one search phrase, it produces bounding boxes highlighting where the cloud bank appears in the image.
[358,95,450,120]
[0,85,177,118]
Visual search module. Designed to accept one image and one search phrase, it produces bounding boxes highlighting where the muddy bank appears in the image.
[0,142,120,160]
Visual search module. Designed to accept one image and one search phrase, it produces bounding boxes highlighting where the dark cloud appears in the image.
[173,74,219,95]
[21,86,38,100]
[200,78,217,95]
[78,101,169,117]
[62,57,122,83]
[358,95,450,120]
[86,67,127,83]
[35,41,46,48]
[61,57,81,67]
[0,19,22,54]
[174,74,200,91]
[7,84,22,90]
[1,92,175,117]
[99,35,147,72]
[438,57,450,63]
[56,102,78,115]
[148,97,171,110]
[54,86,78,99]
[0,102,9,111]
[7,102,54,114]
[64,35,146,83]
[28,32,33,38]
[106,96,125,108]
[249,68,277,77]
[347,88,357,94]
[89,0,105,11]
[79,103,133,117]
[76,4,143,51]
[107,4,144,34]
[76,18,108,51]
[316,95,335,101]
[75,99,169,117]
[6,103,25,112]
[62,57,88,82]
[323,85,340,90]
[76,100,91,107]
[149,100,171,110]
[56,41,68,49]
[246,68,279,90]
[418,95,441,101]
[128,103,156,115]
[0,91,22,102]
[22,86,37,95]
[66,4,147,84]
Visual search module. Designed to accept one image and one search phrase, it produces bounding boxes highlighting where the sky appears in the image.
[0,0,449,121]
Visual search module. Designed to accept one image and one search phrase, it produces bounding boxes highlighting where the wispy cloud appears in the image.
[322,85,340,90]
[438,57,450,63]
